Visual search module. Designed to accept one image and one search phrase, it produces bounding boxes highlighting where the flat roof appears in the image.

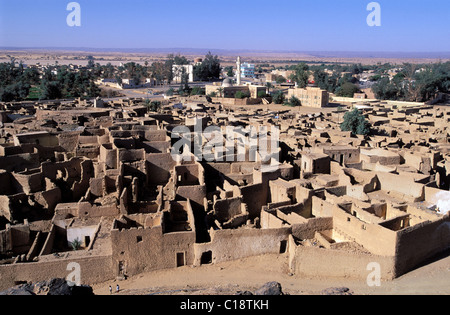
[15,131,50,137]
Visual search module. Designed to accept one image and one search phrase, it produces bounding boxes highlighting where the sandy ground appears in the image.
[2,50,448,67]
[92,251,450,296]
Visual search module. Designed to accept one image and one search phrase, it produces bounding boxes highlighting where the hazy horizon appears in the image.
[1,0,449,54]
[1,47,449,60]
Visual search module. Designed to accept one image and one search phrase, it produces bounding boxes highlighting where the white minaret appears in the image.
[236,56,241,86]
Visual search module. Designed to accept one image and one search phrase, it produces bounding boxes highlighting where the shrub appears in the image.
[340,108,371,135]
[288,95,301,107]
[70,238,82,251]
[165,88,174,96]
[272,91,285,104]
[257,90,268,98]
[235,91,250,99]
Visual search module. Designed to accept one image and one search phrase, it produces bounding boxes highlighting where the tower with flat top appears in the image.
[236,56,241,86]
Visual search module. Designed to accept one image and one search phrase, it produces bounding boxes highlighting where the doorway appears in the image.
[84,235,91,248]
[200,251,212,265]
[280,240,288,254]
[176,252,186,267]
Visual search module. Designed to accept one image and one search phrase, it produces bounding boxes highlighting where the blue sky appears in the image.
[0,0,449,52]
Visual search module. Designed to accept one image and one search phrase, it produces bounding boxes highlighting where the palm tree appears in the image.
[266,82,273,95]
[217,87,224,98]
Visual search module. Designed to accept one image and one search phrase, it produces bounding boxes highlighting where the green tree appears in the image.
[190,86,205,96]
[313,69,328,90]
[194,52,221,81]
[179,67,190,92]
[369,74,382,82]
[275,76,286,84]
[150,62,166,86]
[288,95,301,107]
[340,109,371,135]
[145,99,161,112]
[290,63,310,88]
[166,87,174,96]
[235,91,250,99]
[371,77,401,100]
[265,82,273,94]
[22,67,40,85]
[225,66,234,77]
[39,80,62,100]
[0,81,30,102]
[164,54,175,84]
[257,90,268,98]
[173,55,189,65]
[272,90,285,104]
[87,56,95,69]
[335,82,360,97]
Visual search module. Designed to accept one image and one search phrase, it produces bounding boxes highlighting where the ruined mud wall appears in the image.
[0,255,113,291]
[291,217,333,240]
[260,209,286,229]
[311,196,335,217]
[12,172,43,194]
[377,172,424,202]
[194,227,291,266]
[289,240,396,280]
[0,153,40,173]
[239,183,266,219]
[176,185,207,207]
[78,202,119,219]
[395,214,450,277]
[146,153,177,185]
[111,225,195,277]
[214,197,243,223]
[332,206,397,256]
[0,171,13,195]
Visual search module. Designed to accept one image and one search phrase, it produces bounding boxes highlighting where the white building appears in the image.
[118,78,154,89]
[173,65,194,83]
[241,63,255,78]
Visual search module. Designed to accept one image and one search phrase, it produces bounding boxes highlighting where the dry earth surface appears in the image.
[92,250,450,296]
[2,50,449,67]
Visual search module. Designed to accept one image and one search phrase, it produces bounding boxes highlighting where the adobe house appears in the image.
[0,169,61,223]
[111,200,196,277]
[269,191,450,280]
[209,196,249,229]
[13,131,59,147]
[301,153,331,175]
[360,148,401,166]
[321,145,360,166]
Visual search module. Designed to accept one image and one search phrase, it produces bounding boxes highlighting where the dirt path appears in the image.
[92,252,450,295]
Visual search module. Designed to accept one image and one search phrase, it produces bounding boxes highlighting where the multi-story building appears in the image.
[172,65,195,83]
[287,86,329,108]
[241,63,255,78]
